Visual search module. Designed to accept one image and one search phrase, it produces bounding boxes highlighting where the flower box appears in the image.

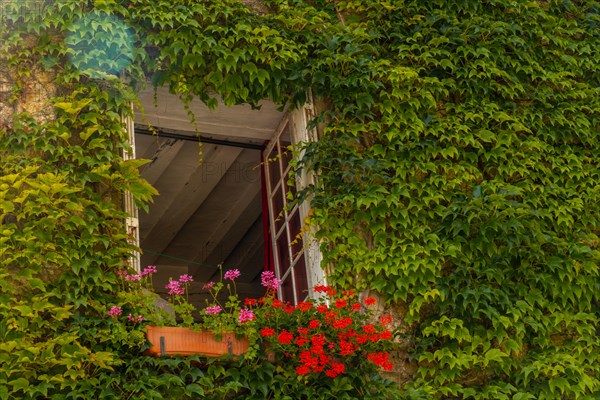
[145,326,249,357]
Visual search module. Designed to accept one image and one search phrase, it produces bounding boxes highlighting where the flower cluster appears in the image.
[164,273,196,326]
[261,271,281,290]
[205,305,222,315]
[199,266,258,337]
[223,269,240,281]
[127,314,144,323]
[108,265,163,324]
[255,286,394,378]
[165,279,186,296]
[108,306,122,318]
[108,265,395,380]
[108,265,273,339]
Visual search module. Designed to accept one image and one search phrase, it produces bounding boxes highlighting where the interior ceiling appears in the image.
[134,86,284,300]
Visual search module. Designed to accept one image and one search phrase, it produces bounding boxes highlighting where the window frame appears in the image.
[263,99,323,304]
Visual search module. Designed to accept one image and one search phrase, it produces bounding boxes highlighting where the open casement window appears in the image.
[130,86,322,305]
[263,101,324,304]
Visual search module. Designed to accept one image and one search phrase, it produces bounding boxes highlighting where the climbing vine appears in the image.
[1,0,599,399]
[300,1,600,398]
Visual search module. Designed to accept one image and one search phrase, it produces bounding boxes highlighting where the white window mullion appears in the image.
[264,95,324,304]
[122,110,141,273]
[289,94,325,298]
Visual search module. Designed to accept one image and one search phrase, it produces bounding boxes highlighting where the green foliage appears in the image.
[1,0,599,398]
[300,0,600,398]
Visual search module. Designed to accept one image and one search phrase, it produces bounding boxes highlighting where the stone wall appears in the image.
[0,56,56,125]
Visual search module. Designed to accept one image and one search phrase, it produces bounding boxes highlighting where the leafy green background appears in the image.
[1,0,599,398]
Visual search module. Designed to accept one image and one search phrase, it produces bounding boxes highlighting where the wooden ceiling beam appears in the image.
[140,144,243,266]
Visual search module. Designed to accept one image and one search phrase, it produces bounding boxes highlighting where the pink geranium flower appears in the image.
[108,306,122,318]
[238,308,255,323]
[140,265,157,276]
[166,280,185,296]
[205,305,222,315]
[224,269,241,281]
[261,270,281,290]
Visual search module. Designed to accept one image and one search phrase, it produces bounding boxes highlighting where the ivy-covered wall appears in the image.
[299,1,600,398]
[1,0,599,399]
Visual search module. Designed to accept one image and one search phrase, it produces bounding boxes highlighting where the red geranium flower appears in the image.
[334,299,347,309]
[356,334,368,344]
[255,283,394,379]
[296,365,311,375]
[272,299,283,308]
[283,304,295,313]
[311,333,326,346]
[367,352,391,367]
[339,340,356,356]
[325,361,345,378]
[277,329,294,344]
[260,327,275,337]
[297,327,309,335]
[363,296,376,306]
[309,319,321,329]
[333,316,353,330]
[296,301,312,311]
[295,336,309,346]
[380,314,392,325]
[369,334,380,342]
[313,285,328,293]
[363,324,376,334]
[311,344,324,355]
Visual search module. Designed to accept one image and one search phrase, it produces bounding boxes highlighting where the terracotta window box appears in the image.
[145,326,249,357]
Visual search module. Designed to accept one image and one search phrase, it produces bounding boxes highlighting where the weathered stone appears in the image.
[0,59,56,124]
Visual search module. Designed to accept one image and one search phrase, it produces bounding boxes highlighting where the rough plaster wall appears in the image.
[366,291,417,385]
[0,51,56,125]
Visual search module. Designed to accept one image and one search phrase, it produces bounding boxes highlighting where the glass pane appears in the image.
[281,274,295,304]
[283,166,297,198]
[267,145,280,191]
[281,144,293,168]
[276,231,291,275]
[288,208,303,260]
[271,184,285,233]
[293,255,309,302]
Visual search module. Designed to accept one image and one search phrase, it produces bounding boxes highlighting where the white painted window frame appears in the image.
[123,111,141,273]
[264,94,324,303]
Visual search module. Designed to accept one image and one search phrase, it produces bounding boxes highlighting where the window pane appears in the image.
[281,274,295,304]
[288,208,303,260]
[276,231,291,276]
[281,144,292,169]
[267,145,281,191]
[293,255,309,302]
[283,166,297,198]
[271,184,285,233]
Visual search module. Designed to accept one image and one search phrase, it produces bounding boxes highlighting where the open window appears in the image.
[129,88,322,305]
[263,98,323,304]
